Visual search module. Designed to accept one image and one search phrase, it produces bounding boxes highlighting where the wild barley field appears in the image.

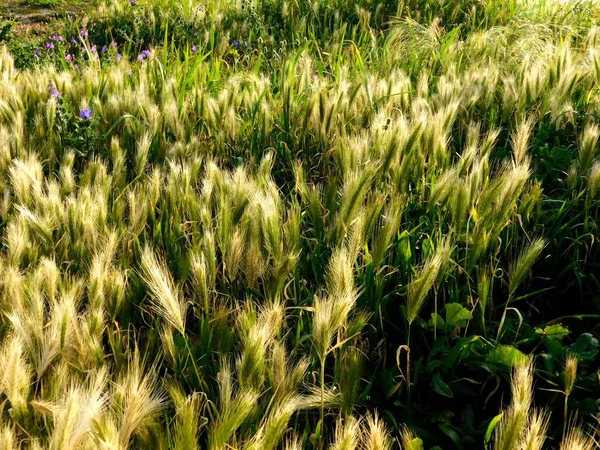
[0,0,599,449]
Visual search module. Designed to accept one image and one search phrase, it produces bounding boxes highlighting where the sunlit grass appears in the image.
[0,0,599,448]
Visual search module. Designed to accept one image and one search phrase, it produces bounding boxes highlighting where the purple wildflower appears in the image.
[80,109,92,120]
[142,49,150,57]
[91,45,97,53]
[244,40,249,46]
[45,42,55,50]
[137,53,145,61]
[102,45,108,53]
[117,53,122,61]
[73,64,79,70]
[112,41,118,47]
[49,85,60,98]
[79,29,88,37]
[51,35,63,41]
[34,49,41,57]
[192,45,198,53]
[129,0,137,5]
[233,40,240,48]
[66,54,73,62]
[71,37,77,44]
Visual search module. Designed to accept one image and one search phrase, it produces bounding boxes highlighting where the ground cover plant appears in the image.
[0,0,599,448]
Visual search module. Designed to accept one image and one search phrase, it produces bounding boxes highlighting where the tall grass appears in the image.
[0,0,599,448]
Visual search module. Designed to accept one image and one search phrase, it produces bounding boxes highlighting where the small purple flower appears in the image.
[142,49,151,57]
[137,53,145,61]
[244,40,249,46]
[80,109,92,120]
[71,37,77,44]
[73,64,79,70]
[79,29,88,37]
[45,42,55,50]
[111,41,118,47]
[91,45,97,53]
[51,35,63,41]
[233,40,240,48]
[117,53,122,61]
[34,49,41,57]
[49,85,60,98]
[66,54,73,62]
[102,45,108,53]
[192,45,198,53]
[129,0,137,5]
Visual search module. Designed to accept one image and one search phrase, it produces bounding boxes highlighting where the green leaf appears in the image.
[405,437,424,450]
[438,423,464,450]
[431,372,453,398]
[484,413,503,444]
[428,312,446,330]
[486,345,528,368]
[422,237,434,257]
[445,303,472,328]
[569,333,599,361]
[536,324,569,340]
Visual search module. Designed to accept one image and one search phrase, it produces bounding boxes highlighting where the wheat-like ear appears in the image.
[493,358,534,450]
[139,246,187,334]
[559,424,596,450]
[328,415,361,450]
[578,123,599,176]
[208,388,259,450]
[243,394,302,450]
[564,353,578,398]
[313,248,359,361]
[168,385,204,450]
[0,425,16,450]
[48,367,108,450]
[518,408,550,450]
[406,239,452,326]
[508,238,546,299]
[512,118,535,166]
[363,412,392,450]
[116,354,164,449]
[283,438,303,450]
[338,347,364,418]
[587,161,600,199]
[0,335,32,419]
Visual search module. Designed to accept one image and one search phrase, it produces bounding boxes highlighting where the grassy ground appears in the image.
[0,1,599,449]
[0,0,92,21]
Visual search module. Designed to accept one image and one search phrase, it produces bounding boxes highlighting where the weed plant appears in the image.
[0,0,599,448]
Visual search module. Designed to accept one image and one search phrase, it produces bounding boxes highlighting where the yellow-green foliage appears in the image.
[0,0,600,448]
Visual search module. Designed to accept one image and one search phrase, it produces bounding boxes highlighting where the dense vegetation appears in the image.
[0,0,599,448]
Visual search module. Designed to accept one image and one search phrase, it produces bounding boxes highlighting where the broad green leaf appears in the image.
[428,313,446,329]
[535,324,569,340]
[569,333,599,360]
[405,438,424,450]
[431,372,453,398]
[422,237,434,257]
[484,413,503,444]
[398,230,412,267]
[486,345,528,368]
[445,303,472,328]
